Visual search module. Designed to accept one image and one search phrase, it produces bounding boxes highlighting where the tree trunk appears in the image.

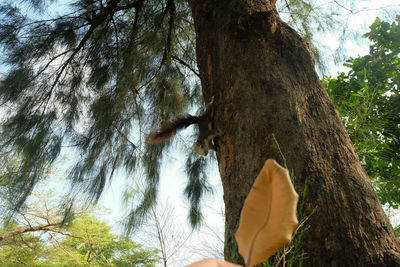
[189,0,400,265]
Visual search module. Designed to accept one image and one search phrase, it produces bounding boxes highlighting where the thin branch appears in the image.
[159,0,176,68]
[130,0,145,42]
[18,234,35,250]
[113,125,137,149]
[171,55,200,77]
[32,49,74,80]
[46,228,83,239]
[24,212,52,222]
[284,0,299,28]
[6,12,91,33]
[47,231,82,264]
[151,205,168,266]
[111,14,120,79]
[42,0,124,105]
[333,0,353,14]
[21,214,33,229]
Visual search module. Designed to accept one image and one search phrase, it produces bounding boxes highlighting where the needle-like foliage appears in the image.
[184,152,212,229]
[0,0,200,229]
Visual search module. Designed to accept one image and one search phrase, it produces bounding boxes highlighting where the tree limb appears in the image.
[171,55,200,77]
[160,0,176,68]
[0,222,61,242]
[42,0,124,107]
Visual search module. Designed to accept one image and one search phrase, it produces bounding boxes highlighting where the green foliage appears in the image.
[395,224,400,238]
[261,183,310,267]
[46,215,159,266]
[0,214,159,266]
[262,144,309,267]
[324,16,400,208]
[0,155,48,215]
[0,221,48,266]
[0,169,159,266]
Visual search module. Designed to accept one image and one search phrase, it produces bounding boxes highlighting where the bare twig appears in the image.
[333,0,353,14]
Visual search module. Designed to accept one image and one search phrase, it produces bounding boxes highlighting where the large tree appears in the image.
[192,2,400,265]
[0,0,399,266]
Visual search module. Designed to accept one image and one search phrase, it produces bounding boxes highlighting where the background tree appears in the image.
[142,202,192,266]
[324,16,400,208]
[0,192,160,266]
[0,221,48,266]
[1,0,400,266]
[48,215,159,266]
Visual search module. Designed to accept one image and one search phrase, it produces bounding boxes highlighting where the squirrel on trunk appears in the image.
[146,97,220,156]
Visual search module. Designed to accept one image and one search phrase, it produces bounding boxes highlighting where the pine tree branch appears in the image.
[33,49,74,80]
[113,125,137,149]
[128,0,144,45]
[18,234,35,250]
[42,0,143,108]
[160,0,176,68]
[111,14,120,73]
[46,0,122,90]
[171,55,200,77]
[46,228,83,240]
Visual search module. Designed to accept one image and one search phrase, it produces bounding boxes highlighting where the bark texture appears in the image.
[189,0,400,266]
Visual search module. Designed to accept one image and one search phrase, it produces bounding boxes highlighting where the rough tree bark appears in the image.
[189,0,400,266]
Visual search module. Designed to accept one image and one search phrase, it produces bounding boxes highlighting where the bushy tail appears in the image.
[146,115,199,144]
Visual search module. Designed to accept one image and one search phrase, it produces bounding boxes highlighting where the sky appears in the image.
[1,0,400,266]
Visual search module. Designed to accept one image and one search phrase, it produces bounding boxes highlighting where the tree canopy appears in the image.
[324,16,400,208]
[0,192,160,266]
